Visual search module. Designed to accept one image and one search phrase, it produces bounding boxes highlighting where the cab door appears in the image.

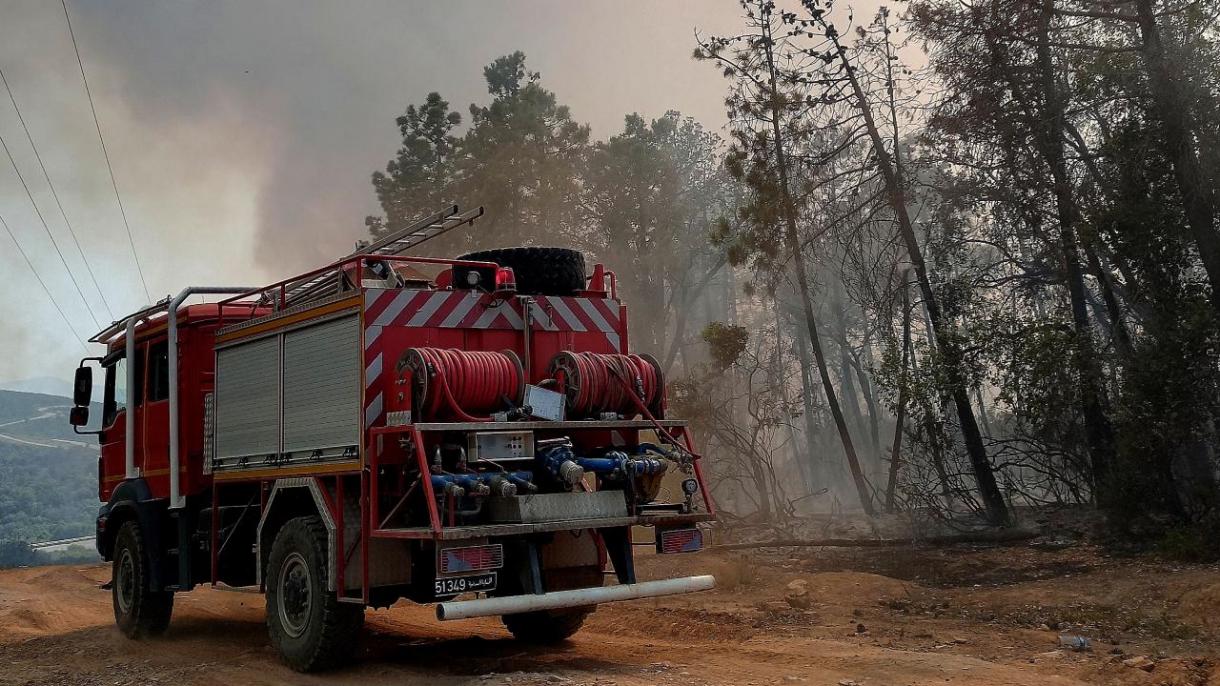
[99,354,126,501]
[140,339,171,492]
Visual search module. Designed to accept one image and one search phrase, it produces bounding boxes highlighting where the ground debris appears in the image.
[785,578,812,609]
[1121,655,1157,671]
[2,522,1218,686]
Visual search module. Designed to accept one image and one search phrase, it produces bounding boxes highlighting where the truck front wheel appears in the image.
[112,520,173,638]
[265,516,364,672]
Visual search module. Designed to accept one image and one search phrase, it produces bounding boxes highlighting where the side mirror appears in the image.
[69,406,90,427]
[72,357,103,436]
[73,366,93,407]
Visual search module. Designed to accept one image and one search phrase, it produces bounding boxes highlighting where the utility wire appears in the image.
[0,128,102,330]
[0,210,88,352]
[61,0,151,305]
[1,67,114,321]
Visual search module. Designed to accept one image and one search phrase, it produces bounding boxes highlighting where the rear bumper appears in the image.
[435,574,716,620]
[373,512,714,541]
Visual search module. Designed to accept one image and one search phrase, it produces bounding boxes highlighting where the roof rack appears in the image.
[277,204,484,309]
[90,297,172,344]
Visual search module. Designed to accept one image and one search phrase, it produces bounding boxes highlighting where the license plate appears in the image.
[434,572,497,598]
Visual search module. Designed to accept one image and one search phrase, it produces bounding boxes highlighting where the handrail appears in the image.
[216,254,503,309]
[167,287,260,509]
[91,297,265,345]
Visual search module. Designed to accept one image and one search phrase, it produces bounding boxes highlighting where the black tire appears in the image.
[112,520,173,638]
[455,247,586,296]
[503,607,590,643]
[501,565,601,644]
[265,516,364,672]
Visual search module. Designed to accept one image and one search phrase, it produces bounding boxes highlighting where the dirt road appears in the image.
[0,543,1215,686]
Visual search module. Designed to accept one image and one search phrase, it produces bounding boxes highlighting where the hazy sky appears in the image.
[2,0,908,385]
[0,1,759,383]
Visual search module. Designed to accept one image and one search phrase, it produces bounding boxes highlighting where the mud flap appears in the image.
[600,526,636,584]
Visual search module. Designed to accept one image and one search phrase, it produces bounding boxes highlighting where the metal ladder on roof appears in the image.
[277,204,485,309]
[352,204,484,258]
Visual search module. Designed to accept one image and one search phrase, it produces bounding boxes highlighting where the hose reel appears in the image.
[399,347,524,422]
[547,351,666,419]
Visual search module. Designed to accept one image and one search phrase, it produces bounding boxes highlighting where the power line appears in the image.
[0,128,102,330]
[61,0,151,305]
[0,210,88,352]
[0,67,115,321]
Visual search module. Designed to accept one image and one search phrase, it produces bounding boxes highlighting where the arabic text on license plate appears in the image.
[434,572,497,597]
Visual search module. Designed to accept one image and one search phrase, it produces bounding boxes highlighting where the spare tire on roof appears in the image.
[454,247,586,296]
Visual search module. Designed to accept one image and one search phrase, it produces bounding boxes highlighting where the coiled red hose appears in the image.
[402,348,524,422]
[547,351,664,419]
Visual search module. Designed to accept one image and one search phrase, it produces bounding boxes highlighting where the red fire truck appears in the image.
[69,205,715,671]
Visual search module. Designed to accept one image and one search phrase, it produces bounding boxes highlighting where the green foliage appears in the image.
[368,92,462,237]
[0,541,35,568]
[1156,520,1220,562]
[1112,298,1220,522]
[0,441,97,543]
[368,51,590,251]
[0,392,98,551]
[701,322,750,370]
[461,52,590,247]
[583,110,737,349]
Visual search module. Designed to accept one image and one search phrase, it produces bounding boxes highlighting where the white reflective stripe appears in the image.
[373,290,423,327]
[363,289,387,309]
[547,297,586,332]
[440,292,482,327]
[365,353,383,389]
[599,299,621,327]
[499,304,525,330]
[577,298,615,334]
[364,325,382,349]
[530,300,558,331]
[407,291,452,326]
[577,298,620,350]
[364,392,383,428]
[472,304,502,329]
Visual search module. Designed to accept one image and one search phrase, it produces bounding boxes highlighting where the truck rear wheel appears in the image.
[501,565,602,643]
[265,516,364,672]
[112,520,173,638]
[502,607,590,643]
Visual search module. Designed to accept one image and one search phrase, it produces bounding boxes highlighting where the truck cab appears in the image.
[94,305,246,504]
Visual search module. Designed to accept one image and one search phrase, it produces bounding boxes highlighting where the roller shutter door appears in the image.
[214,336,279,461]
[281,316,360,454]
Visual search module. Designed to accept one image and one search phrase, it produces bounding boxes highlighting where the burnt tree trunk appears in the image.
[885,272,912,512]
[1034,0,1117,501]
[792,307,825,488]
[823,22,1008,524]
[1133,0,1220,317]
[759,12,874,514]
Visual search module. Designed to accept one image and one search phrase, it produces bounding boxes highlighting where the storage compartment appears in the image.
[212,313,361,472]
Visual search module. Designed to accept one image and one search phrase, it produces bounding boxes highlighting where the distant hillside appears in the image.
[0,390,89,443]
[0,376,74,399]
[0,390,98,547]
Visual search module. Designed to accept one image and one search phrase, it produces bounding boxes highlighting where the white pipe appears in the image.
[167,286,255,509]
[125,317,139,480]
[435,574,716,621]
